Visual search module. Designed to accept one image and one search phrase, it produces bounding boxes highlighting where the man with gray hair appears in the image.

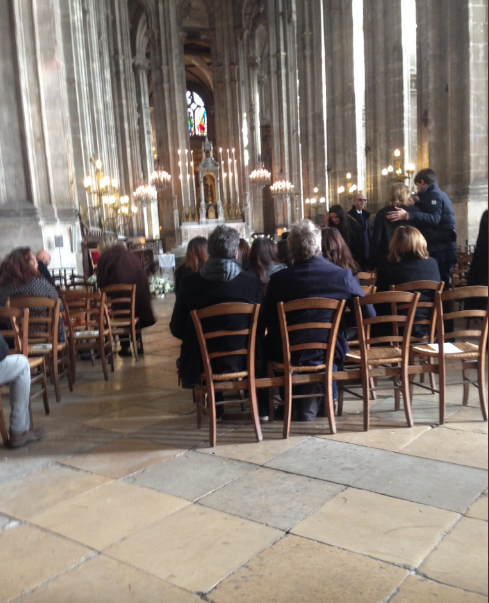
[264,219,375,421]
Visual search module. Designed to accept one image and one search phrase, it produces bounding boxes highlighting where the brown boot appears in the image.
[9,428,45,448]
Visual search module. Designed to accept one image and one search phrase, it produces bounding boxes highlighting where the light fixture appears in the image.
[134,184,157,207]
[382,150,415,184]
[270,180,294,199]
[150,166,172,193]
[249,164,272,187]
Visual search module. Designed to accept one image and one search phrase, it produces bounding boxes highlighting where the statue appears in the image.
[199,200,207,224]
[208,205,216,220]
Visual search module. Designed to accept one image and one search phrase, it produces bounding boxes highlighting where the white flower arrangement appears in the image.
[149,275,174,299]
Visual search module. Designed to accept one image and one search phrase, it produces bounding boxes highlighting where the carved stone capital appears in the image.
[133,56,151,72]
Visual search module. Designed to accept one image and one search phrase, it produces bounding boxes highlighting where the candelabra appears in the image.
[249,164,272,188]
[337,172,359,202]
[381,149,415,185]
[270,179,294,200]
[150,166,172,192]
[83,158,121,233]
[134,184,157,207]
[305,187,327,219]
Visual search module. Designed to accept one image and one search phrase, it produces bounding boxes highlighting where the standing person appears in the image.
[467,210,488,309]
[348,193,371,270]
[174,237,208,295]
[370,183,413,270]
[387,168,457,296]
[326,205,365,269]
[246,238,287,284]
[96,243,156,357]
[36,250,54,285]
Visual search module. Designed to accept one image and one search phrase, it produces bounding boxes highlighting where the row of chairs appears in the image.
[192,285,488,447]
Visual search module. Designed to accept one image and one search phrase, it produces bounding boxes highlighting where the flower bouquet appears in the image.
[149,275,174,299]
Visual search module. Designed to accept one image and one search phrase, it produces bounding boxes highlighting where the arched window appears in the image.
[187,90,207,137]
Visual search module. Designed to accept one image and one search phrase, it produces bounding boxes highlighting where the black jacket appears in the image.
[467,210,488,310]
[0,334,8,362]
[370,206,410,270]
[330,216,366,268]
[376,255,441,338]
[37,261,54,285]
[264,255,375,366]
[170,270,263,388]
[348,208,371,262]
[406,183,457,263]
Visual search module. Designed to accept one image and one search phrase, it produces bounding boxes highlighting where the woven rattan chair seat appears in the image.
[28,342,67,355]
[28,357,44,369]
[346,347,402,365]
[412,341,479,359]
[112,318,139,327]
[271,362,327,373]
[201,370,249,382]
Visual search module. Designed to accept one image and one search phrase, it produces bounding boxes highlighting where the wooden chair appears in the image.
[9,297,73,402]
[62,290,114,381]
[0,306,49,445]
[361,285,377,295]
[341,291,420,430]
[268,298,346,439]
[358,272,377,286]
[451,255,472,289]
[101,284,143,360]
[411,286,488,424]
[191,302,262,448]
[65,274,94,292]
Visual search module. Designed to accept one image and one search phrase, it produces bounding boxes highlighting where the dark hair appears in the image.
[281,232,290,241]
[321,228,360,274]
[277,240,292,267]
[238,238,251,265]
[175,236,208,277]
[328,204,354,246]
[0,247,40,287]
[207,225,240,259]
[414,168,437,185]
[248,238,281,284]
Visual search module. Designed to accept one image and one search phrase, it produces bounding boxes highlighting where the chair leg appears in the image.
[64,353,73,392]
[194,387,202,429]
[401,365,414,428]
[337,365,344,416]
[108,340,114,373]
[462,365,470,406]
[362,366,370,431]
[131,325,139,361]
[99,341,109,381]
[52,360,61,403]
[393,366,401,411]
[249,380,263,443]
[40,360,50,415]
[439,357,446,425]
[325,372,336,435]
[267,363,275,423]
[283,374,292,439]
[478,354,488,422]
[138,329,145,355]
[207,388,217,448]
[0,398,9,446]
[370,375,377,400]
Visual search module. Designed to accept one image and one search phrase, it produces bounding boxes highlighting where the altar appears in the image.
[180,220,247,246]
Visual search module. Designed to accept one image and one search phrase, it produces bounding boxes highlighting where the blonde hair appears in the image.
[385,183,412,208]
[388,226,429,263]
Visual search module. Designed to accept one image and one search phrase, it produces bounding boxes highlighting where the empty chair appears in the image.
[101,284,143,360]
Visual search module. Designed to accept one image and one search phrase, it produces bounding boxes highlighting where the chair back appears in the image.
[277,298,346,375]
[361,285,377,295]
[191,303,260,387]
[100,284,136,327]
[435,286,488,353]
[358,272,377,286]
[0,307,29,355]
[353,291,420,359]
[9,297,61,352]
[62,290,108,339]
[452,255,473,289]
[390,280,444,343]
[65,274,94,292]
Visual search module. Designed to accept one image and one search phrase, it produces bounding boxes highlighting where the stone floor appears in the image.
[0,295,487,602]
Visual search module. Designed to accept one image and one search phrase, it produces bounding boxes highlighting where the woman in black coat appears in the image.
[370,183,413,270]
[326,204,365,268]
[467,210,488,310]
[376,225,441,339]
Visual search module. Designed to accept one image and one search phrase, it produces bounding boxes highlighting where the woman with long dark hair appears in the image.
[247,238,287,284]
[321,227,360,274]
[238,238,251,271]
[174,236,208,295]
[326,204,365,267]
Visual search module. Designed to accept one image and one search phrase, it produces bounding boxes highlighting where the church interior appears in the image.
[0,0,487,601]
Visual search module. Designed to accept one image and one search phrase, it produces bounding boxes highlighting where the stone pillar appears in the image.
[417,0,488,243]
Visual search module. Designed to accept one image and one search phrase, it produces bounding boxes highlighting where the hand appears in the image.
[387,208,408,222]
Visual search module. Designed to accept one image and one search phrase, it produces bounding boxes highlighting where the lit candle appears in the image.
[233,148,239,208]
[227,150,233,206]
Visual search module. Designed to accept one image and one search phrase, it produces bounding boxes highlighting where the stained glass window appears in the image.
[187,90,207,137]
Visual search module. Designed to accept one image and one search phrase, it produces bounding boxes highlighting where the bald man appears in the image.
[36,250,54,285]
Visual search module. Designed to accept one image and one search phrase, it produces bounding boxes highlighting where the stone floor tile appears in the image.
[200,467,345,530]
[8,413,75,435]
[319,417,431,452]
[443,406,488,434]
[353,453,488,512]
[208,534,407,603]
[30,481,189,550]
[0,524,94,603]
[400,427,488,469]
[83,404,180,434]
[33,395,143,421]
[105,504,282,593]
[370,397,461,423]
[18,555,201,603]
[0,513,12,532]
[419,517,488,595]
[264,437,392,485]
[389,575,487,603]
[465,489,488,521]
[127,450,257,501]
[61,438,184,479]
[139,396,196,416]
[0,464,110,520]
[292,488,458,568]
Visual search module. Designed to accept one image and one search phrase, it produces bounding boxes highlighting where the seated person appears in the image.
[376,225,440,339]
[36,250,54,285]
[170,225,263,397]
[0,334,44,448]
[97,243,156,357]
[265,220,375,421]
[238,238,251,271]
[246,238,287,284]
[0,248,65,341]
[174,236,208,295]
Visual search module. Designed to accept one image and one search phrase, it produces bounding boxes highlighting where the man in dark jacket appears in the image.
[170,225,263,395]
[0,334,44,447]
[264,220,375,421]
[387,168,457,292]
[348,192,371,270]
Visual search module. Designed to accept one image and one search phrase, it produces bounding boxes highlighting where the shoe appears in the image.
[9,427,45,448]
[259,415,269,423]
[118,349,133,358]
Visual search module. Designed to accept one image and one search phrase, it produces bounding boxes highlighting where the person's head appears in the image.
[277,239,292,267]
[0,247,40,287]
[238,238,251,265]
[36,249,51,266]
[249,238,280,283]
[181,236,208,272]
[328,204,346,227]
[321,228,360,273]
[288,220,322,263]
[388,226,429,263]
[385,183,412,208]
[353,193,367,212]
[281,231,290,241]
[414,168,437,193]
[207,225,240,260]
